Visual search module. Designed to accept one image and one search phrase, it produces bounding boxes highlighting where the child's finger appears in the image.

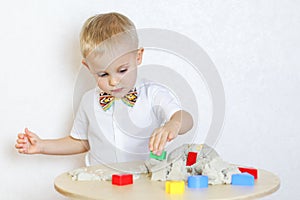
[19,147,28,154]
[149,134,157,152]
[149,129,159,151]
[15,143,23,149]
[152,132,163,153]
[149,136,154,151]
[158,132,168,152]
[24,128,38,145]
[16,138,27,144]
[15,143,27,153]
[18,148,24,153]
[25,128,33,137]
[17,133,25,139]
[167,131,176,141]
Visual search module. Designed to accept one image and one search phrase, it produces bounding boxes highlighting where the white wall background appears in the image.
[0,0,299,199]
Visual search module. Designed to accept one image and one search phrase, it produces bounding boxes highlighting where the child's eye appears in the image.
[97,73,108,77]
[119,68,128,73]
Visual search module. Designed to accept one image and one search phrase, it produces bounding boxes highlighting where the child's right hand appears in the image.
[15,128,42,154]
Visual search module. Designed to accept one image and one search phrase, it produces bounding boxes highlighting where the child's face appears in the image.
[84,48,144,98]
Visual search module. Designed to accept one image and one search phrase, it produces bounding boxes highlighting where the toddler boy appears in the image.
[15,12,193,165]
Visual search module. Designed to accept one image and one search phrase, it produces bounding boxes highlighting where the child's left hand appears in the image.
[149,120,180,156]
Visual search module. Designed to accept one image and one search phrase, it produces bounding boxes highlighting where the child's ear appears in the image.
[136,48,144,65]
[81,59,90,70]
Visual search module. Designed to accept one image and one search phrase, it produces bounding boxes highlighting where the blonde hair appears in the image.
[80,12,138,58]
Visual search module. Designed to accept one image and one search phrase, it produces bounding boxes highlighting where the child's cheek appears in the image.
[97,79,108,91]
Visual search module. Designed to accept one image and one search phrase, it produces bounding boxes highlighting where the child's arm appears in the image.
[15,128,89,155]
[149,110,193,155]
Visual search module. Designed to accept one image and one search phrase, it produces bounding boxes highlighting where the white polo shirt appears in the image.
[70,79,182,165]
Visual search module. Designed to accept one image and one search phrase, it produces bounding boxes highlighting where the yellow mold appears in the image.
[165,181,185,194]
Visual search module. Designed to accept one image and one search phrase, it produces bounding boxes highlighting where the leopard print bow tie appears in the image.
[99,88,138,111]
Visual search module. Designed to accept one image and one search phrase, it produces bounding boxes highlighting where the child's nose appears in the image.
[109,76,120,86]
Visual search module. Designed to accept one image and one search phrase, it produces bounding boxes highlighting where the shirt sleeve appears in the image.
[70,94,89,140]
[149,83,182,123]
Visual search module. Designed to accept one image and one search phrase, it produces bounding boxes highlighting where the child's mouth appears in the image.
[111,88,123,93]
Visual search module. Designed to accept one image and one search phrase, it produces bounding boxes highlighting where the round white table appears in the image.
[54,161,280,200]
